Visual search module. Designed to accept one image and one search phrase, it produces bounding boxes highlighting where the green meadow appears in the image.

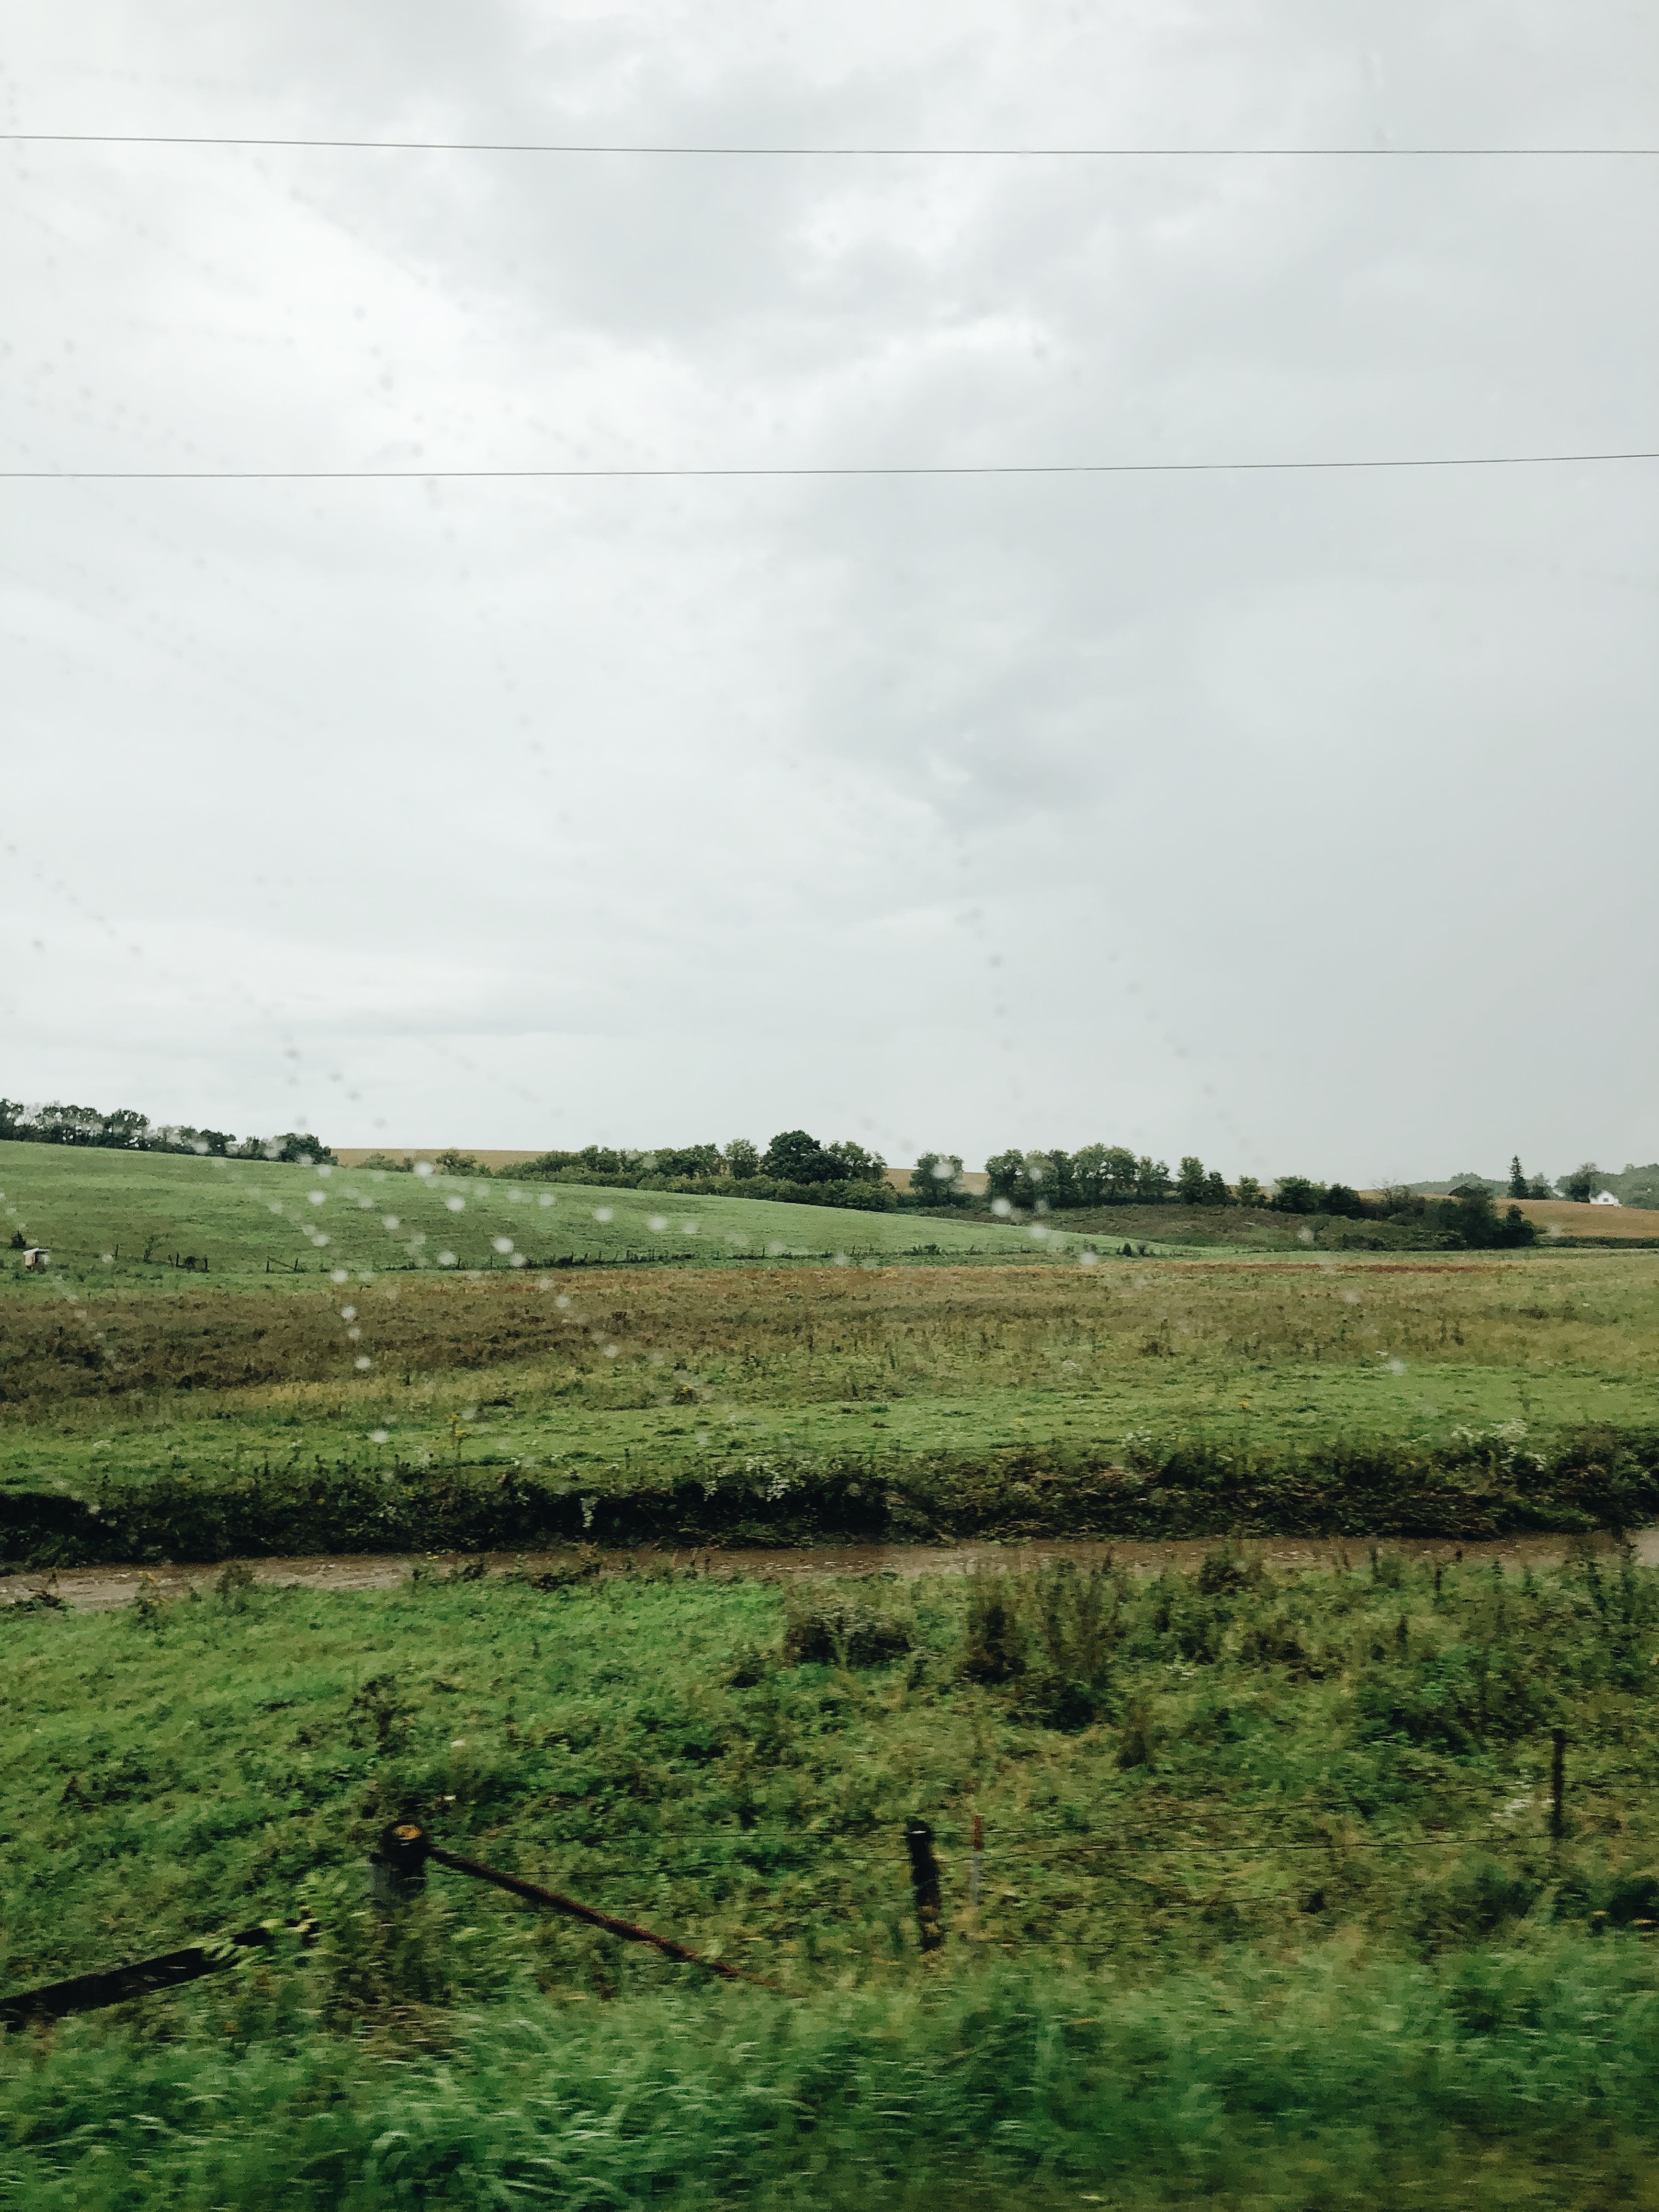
[0,1141,1099,1285]
[7,1550,1659,2206]
[3,1141,1658,1559]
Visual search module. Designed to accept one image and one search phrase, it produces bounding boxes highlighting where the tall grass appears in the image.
[9,1555,1659,2201]
[9,1944,1659,2208]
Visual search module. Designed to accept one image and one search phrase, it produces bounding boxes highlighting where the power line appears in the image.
[4,131,1657,158]
[5,449,1656,484]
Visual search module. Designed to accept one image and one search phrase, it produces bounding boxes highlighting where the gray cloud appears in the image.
[3,0,1656,1178]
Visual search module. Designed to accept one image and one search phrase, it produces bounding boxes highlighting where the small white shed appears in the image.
[21,1246,50,1269]
[1590,1190,1622,1206]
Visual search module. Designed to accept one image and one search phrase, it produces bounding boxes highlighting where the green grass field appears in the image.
[0,1142,1113,1285]
[7,1551,1659,2206]
[2,1141,1658,1561]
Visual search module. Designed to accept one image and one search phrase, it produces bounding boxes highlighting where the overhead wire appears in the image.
[4,132,1657,157]
[6,450,1657,482]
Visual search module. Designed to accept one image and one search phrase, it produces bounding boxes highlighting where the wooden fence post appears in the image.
[1551,1729,1567,1843]
[905,1819,944,1953]
[369,1820,430,1904]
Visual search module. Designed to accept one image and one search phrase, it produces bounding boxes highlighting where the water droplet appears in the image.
[382,1215,400,1231]
[492,1237,514,1254]
[370,1429,390,1444]
[354,1355,372,1369]
[647,1215,667,1233]
[593,1206,613,1223]
[447,1196,466,1212]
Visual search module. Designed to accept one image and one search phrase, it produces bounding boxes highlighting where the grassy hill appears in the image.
[0,1141,1091,1288]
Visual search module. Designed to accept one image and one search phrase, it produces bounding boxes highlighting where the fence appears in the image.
[0,1746,1583,2030]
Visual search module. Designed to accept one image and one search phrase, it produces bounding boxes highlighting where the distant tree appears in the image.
[33,1103,108,1146]
[1559,1163,1600,1204]
[1201,1170,1233,1207]
[1272,1176,1325,1215]
[1508,1155,1529,1200]
[723,1139,759,1180]
[359,1152,413,1173]
[261,1132,338,1166]
[985,1149,1026,1205]
[1102,1147,1140,1204]
[825,1139,887,1184]
[912,1152,966,1204]
[1528,1176,1551,1200]
[1234,1174,1266,1209]
[763,1130,840,1184]
[1176,1155,1208,1206]
[647,1144,723,1180]
[1069,1144,1109,1207]
[1135,1156,1172,1203]
[0,1099,26,1139]
[1324,1183,1367,1218]
[435,1149,483,1177]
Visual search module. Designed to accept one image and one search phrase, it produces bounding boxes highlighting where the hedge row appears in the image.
[3,1427,1656,1569]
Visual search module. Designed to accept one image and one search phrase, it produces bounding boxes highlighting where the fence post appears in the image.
[369,1821,430,1904]
[905,1819,944,1953]
[968,1813,984,1908]
[1551,1729,1567,1843]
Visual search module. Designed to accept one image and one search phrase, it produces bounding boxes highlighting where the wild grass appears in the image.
[4,1255,1658,1547]
[6,1555,1659,2203]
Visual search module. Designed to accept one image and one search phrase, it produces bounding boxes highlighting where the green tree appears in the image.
[1135,1156,1171,1203]
[985,1149,1026,1205]
[1070,1144,1109,1206]
[1103,1147,1140,1203]
[912,1152,966,1204]
[1201,1170,1233,1207]
[825,1139,887,1183]
[1324,1183,1366,1218]
[1508,1154,1528,1200]
[724,1139,759,1180]
[1234,1174,1265,1209]
[763,1130,839,1183]
[1559,1162,1600,1204]
[1176,1155,1208,1206]
[1272,1176,1325,1215]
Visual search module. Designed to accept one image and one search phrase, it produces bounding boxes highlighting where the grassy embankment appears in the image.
[6,1551,1659,2206]
[2,1143,1657,1564]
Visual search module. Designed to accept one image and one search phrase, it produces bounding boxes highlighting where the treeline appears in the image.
[0,1099,335,1167]
[364,1131,901,1214]
[951,1148,1537,1249]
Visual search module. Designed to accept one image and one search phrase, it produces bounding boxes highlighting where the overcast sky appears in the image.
[3,0,1656,1184]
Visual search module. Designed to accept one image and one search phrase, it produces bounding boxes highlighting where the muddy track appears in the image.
[5,1528,1654,1611]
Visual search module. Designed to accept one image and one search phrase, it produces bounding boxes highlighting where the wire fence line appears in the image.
[0,1746,1590,2030]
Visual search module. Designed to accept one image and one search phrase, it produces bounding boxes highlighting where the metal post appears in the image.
[905,1819,944,1953]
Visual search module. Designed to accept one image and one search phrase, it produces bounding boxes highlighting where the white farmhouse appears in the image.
[1590,1190,1622,1206]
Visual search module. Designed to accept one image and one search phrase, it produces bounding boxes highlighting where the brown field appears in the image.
[1510,1198,1659,1239]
